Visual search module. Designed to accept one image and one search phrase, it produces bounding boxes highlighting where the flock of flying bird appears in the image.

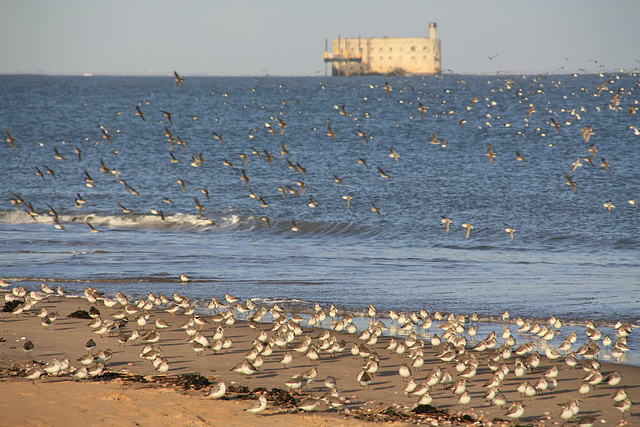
[1,69,638,422]
[3,69,639,243]
[3,277,635,423]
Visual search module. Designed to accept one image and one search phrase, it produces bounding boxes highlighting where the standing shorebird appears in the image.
[459,390,471,410]
[23,340,35,357]
[280,351,293,368]
[24,366,43,382]
[205,381,227,399]
[399,363,412,382]
[245,395,268,415]
[505,402,525,421]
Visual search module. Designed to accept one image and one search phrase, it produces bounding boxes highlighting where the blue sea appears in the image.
[1,73,638,364]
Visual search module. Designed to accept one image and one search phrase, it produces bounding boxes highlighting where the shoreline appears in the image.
[1,286,636,425]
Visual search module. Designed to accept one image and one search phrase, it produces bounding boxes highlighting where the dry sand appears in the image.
[0,289,637,426]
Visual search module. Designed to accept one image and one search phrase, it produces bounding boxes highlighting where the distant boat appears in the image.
[82,73,93,77]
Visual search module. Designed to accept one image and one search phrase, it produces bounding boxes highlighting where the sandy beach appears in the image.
[1,286,636,426]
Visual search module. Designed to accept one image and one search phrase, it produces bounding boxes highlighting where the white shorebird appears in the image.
[205,381,227,399]
[245,395,268,415]
[505,402,525,421]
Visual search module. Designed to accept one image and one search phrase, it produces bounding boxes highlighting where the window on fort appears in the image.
[411,46,416,51]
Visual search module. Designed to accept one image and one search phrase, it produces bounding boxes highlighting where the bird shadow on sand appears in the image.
[35,352,66,358]
[254,372,279,379]
[372,383,396,391]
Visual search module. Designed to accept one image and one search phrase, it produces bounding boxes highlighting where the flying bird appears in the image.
[571,157,583,172]
[378,167,392,178]
[486,144,497,164]
[581,126,595,143]
[418,103,428,120]
[276,117,287,135]
[135,106,146,122]
[53,147,66,160]
[384,82,392,97]
[43,165,56,180]
[35,167,45,181]
[461,222,474,239]
[441,217,453,233]
[5,129,16,150]
[213,133,226,144]
[505,228,516,240]
[173,71,184,88]
[389,147,400,162]
[603,200,615,213]
[563,173,577,193]
[161,110,173,125]
[87,221,100,233]
[116,202,132,214]
[327,124,337,140]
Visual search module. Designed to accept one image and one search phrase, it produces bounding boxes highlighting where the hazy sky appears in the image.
[2,0,639,76]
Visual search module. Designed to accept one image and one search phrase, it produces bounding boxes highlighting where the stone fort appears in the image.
[324,23,441,76]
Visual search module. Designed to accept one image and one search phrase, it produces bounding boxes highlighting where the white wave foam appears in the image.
[0,209,230,232]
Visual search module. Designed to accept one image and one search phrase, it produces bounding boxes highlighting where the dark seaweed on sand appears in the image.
[411,404,448,416]
[355,406,411,422]
[68,309,92,319]
[90,371,147,382]
[176,373,210,390]
[451,413,476,423]
[227,384,249,394]
[247,387,297,406]
[266,388,297,406]
[3,300,22,313]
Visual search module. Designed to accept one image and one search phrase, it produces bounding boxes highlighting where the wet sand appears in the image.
[0,289,637,426]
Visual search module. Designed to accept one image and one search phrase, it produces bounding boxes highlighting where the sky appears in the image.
[1,0,639,76]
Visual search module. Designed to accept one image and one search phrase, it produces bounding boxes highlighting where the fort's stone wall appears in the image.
[329,23,440,76]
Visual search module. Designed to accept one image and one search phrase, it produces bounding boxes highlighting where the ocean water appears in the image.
[1,73,639,364]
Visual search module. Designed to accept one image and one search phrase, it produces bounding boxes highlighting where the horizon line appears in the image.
[1,69,638,78]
